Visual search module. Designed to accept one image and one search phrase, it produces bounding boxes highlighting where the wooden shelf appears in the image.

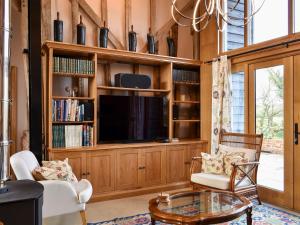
[43,41,201,68]
[173,100,200,104]
[97,85,170,93]
[173,81,200,86]
[53,72,95,78]
[52,121,94,124]
[52,96,94,100]
[173,120,200,123]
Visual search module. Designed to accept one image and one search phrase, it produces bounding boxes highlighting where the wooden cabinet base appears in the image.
[90,181,190,202]
[48,140,207,202]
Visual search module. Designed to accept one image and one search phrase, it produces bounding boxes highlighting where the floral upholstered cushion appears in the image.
[32,158,77,182]
[223,152,248,180]
[219,144,257,162]
[201,152,224,174]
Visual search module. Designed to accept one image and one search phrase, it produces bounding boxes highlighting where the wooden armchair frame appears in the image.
[190,132,263,204]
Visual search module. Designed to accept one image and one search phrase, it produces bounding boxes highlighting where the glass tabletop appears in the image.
[157,191,244,217]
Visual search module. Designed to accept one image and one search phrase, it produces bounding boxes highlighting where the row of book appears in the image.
[173,69,199,83]
[53,56,95,75]
[52,125,93,148]
[52,99,93,122]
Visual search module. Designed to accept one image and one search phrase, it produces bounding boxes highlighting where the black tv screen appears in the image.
[99,95,168,143]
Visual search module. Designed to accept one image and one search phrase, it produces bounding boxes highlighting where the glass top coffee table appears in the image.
[148,190,253,225]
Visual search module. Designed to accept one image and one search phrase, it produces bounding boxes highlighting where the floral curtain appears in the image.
[211,56,232,153]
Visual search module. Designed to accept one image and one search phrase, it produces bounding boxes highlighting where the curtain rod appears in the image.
[204,37,300,64]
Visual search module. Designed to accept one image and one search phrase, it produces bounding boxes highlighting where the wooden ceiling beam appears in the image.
[125,0,132,50]
[71,0,79,44]
[150,0,156,33]
[41,0,52,42]
[12,0,22,12]
[141,0,194,53]
[101,0,108,23]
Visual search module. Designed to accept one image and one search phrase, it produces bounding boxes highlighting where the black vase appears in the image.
[54,12,63,42]
[167,37,176,57]
[128,25,137,52]
[77,15,86,45]
[99,27,109,48]
[147,33,155,54]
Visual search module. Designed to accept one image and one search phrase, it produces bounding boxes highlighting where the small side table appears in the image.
[0,180,44,225]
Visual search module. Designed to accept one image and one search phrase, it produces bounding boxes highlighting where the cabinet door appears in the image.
[185,143,205,178]
[87,151,115,194]
[166,145,187,183]
[49,151,86,180]
[141,147,166,187]
[116,149,140,190]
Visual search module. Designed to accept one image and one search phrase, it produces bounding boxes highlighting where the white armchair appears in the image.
[10,150,92,225]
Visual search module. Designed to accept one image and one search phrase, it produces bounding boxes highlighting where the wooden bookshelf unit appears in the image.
[43,41,207,201]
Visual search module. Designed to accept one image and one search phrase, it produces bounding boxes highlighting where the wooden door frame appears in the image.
[293,55,300,210]
[248,57,294,208]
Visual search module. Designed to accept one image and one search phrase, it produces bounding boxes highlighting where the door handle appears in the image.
[295,123,300,145]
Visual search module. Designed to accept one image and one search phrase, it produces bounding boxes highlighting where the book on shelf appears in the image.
[52,99,93,122]
[53,56,94,75]
[52,124,93,148]
[173,69,199,83]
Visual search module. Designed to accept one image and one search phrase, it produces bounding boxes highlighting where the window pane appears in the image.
[249,0,288,44]
[256,65,284,191]
[295,0,300,32]
[231,72,244,132]
[223,0,245,51]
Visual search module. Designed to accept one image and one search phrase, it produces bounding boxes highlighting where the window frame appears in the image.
[231,63,249,133]
[221,0,295,53]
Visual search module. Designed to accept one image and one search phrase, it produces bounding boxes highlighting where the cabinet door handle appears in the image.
[138,166,146,170]
[86,172,90,175]
[185,161,191,165]
[295,123,300,145]
[82,173,86,176]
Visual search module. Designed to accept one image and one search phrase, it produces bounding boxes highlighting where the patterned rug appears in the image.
[88,203,300,225]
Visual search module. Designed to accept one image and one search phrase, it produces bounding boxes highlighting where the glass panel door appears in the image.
[255,65,284,191]
[249,57,293,208]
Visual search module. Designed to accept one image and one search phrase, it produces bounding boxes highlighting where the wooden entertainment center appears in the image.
[42,41,207,201]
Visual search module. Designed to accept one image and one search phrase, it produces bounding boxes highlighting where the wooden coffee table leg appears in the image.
[151,217,155,225]
[246,207,252,225]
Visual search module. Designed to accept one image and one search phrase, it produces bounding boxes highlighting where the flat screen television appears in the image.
[99,95,168,143]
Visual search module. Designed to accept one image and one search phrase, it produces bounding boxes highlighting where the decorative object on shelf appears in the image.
[167,31,176,57]
[128,25,137,52]
[147,28,155,54]
[54,12,63,42]
[65,86,71,97]
[64,86,78,97]
[99,21,109,48]
[171,0,266,32]
[72,87,78,97]
[114,73,151,89]
[77,15,86,45]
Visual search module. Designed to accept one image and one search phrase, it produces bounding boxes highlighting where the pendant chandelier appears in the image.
[171,0,266,32]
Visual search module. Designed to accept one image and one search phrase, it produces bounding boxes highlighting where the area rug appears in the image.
[88,203,300,225]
